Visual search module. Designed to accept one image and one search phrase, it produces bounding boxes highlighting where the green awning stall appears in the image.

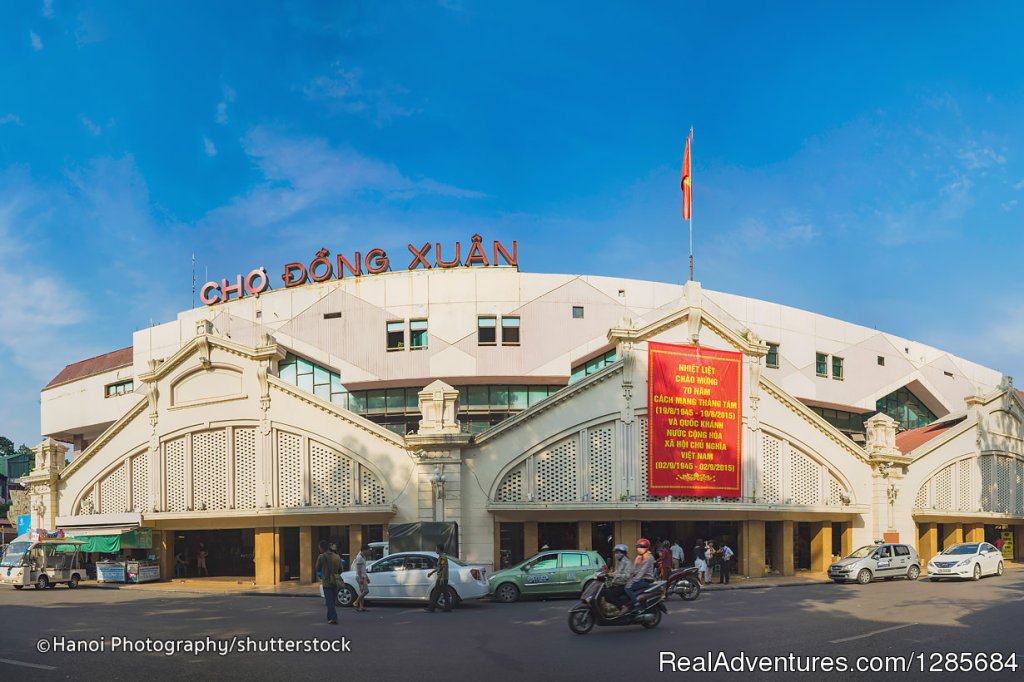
[62,528,153,554]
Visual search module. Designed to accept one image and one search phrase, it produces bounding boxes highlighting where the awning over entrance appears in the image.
[56,512,148,553]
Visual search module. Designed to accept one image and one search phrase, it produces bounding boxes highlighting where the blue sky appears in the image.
[1,1,1023,448]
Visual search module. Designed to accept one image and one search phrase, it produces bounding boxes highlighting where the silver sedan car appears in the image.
[828,542,921,584]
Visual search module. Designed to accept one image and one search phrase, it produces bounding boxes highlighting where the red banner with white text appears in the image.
[647,342,743,497]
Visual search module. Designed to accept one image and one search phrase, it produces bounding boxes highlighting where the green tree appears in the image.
[16,444,33,458]
[0,436,13,458]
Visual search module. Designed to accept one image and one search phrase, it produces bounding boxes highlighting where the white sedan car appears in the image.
[927,542,1005,581]
[321,552,488,609]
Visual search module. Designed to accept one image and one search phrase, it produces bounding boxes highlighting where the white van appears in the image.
[0,533,87,590]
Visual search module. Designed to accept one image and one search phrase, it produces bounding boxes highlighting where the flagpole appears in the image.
[688,127,694,281]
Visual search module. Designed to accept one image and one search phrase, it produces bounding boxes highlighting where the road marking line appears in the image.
[0,658,57,670]
[830,622,917,643]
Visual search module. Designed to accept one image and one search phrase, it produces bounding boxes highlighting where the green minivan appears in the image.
[489,549,607,603]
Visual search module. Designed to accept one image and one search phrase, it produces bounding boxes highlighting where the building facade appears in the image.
[26,266,1024,584]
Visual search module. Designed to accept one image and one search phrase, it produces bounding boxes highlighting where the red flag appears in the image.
[681,132,692,220]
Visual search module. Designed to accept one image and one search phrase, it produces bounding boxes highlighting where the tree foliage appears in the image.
[0,436,13,459]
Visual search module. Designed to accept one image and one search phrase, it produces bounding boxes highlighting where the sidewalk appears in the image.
[84,576,322,598]
[83,571,833,599]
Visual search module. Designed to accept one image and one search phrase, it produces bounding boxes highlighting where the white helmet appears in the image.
[613,544,629,554]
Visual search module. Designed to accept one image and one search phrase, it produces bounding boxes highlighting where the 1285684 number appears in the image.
[915,652,1018,672]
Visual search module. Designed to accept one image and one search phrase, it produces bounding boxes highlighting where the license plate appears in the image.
[936,569,950,574]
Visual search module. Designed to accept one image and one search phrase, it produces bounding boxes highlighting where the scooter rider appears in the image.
[624,538,656,609]
[602,544,633,613]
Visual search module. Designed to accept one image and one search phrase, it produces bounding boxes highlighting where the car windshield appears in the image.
[941,544,979,555]
[847,546,876,559]
[0,541,31,567]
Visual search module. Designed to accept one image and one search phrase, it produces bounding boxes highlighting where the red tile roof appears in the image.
[43,347,133,390]
[895,416,966,454]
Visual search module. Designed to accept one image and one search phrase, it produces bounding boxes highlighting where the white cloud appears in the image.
[216,85,235,124]
[30,31,43,51]
[0,177,89,379]
[303,64,414,124]
[203,136,217,157]
[42,0,53,17]
[1002,199,1018,212]
[81,116,101,136]
[956,144,1006,170]
[0,114,22,126]
[1014,179,1024,191]
[202,128,484,232]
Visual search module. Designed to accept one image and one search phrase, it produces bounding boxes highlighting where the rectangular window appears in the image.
[766,343,780,369]
[877,356,885,366]
[572,306,584,319]
[815,353,828,377]
[501,316,520,345]
[409,319,428,350]
[105,380,134,397]
[489,385,509,409]
[477,316,497,345]
[386,321,405,351]
[528,386,550,406]
[832,356,844,381]
[466,385,488,408]
[366,390,386,414]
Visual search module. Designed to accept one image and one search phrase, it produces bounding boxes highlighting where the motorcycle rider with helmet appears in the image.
[624,538,656,609]
[601,544,633,615]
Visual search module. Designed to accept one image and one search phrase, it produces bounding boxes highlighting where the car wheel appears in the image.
[68,575,80,589]
[494,582,520,603]
[568,609,594,635]
[641,607,662,629]
[856,569,872,585]
[436,587,457,611]
[972,563,981,581]
[13,585,23,590]
[906,565,920,581]
[336,584,356,607]
[36,575,49,590]
[996,562,1004,577]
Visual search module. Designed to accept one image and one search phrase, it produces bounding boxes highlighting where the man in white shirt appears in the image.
[719,544,734,584]
[669,540,685,569]
[353,545,371,612]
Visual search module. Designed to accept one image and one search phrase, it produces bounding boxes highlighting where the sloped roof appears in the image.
[896,415,967,454]
[43,347,133,390]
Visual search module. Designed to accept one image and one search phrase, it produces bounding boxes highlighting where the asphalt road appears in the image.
[1,571,1022,681]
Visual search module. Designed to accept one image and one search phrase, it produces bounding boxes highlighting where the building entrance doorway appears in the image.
[794,522,811,571]
[173,529,255,577]
[538,522,577,550]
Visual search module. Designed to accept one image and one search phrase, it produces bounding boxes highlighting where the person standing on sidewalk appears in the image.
[196,542,210,577]
[425,543,451,612]
[670,540,685,569]
[315,540,341,624]
[718,543,734,584]
[693,538,707,586]
[353,545,370,612]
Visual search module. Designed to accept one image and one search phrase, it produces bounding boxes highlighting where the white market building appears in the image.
[25,260,1024,584]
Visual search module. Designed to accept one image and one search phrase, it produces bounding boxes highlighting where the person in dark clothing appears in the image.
[718,543,734,584]
[315,540,342,624]
[693,539,707,585]
[425,543,451,612]
[658,541,673,581]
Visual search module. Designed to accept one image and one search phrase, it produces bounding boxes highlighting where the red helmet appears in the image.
[636,538,651,550]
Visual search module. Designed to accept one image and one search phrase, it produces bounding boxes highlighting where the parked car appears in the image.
[927,542,1004,581]
[489,550,606,602]
[828,542,921,584]
[322,551,488,609]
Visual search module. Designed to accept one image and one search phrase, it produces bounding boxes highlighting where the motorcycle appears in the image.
[665,566,702,601]
[567,572,667,635]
